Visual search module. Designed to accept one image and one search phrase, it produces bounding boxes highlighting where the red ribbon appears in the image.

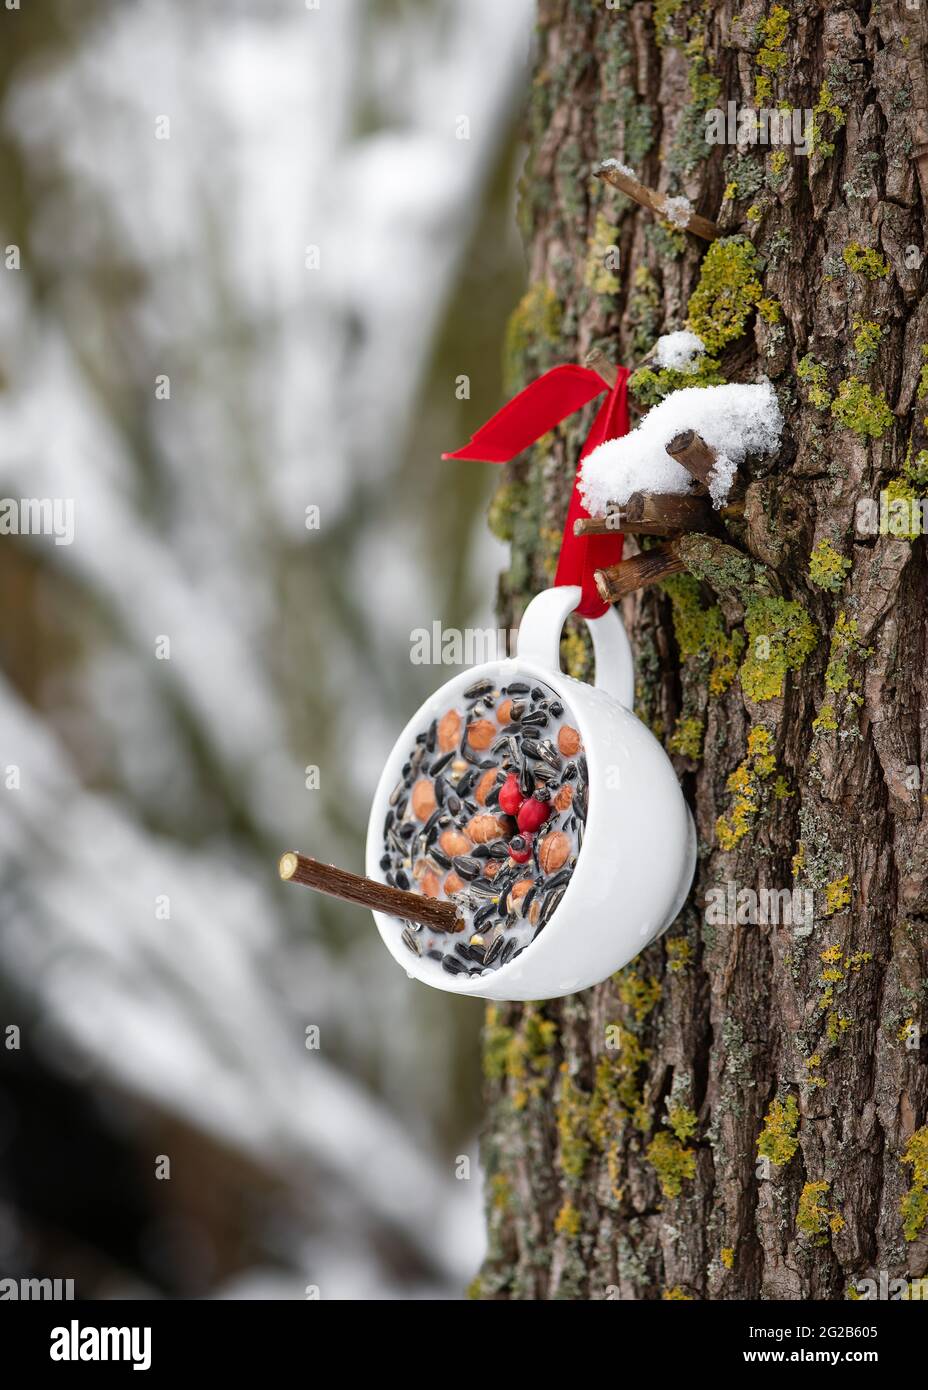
[443,363,630,618]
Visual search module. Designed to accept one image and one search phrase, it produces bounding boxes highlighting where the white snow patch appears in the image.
[663,194,693,229]
[580,381,783,511]
[599,157,636,180]
[653,330,706,373]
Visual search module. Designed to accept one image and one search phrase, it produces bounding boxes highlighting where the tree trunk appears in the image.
[475,0,928,1301]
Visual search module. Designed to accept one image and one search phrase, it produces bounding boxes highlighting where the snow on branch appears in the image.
[580,380,784,513]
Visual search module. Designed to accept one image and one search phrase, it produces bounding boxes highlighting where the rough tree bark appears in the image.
[475,0,928,1301]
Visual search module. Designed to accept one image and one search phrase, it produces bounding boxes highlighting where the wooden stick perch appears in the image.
[665,429,718,491]
[595,161,721,241]
[584,348,618,388]
[279,851,462,933]
[576,491,714,538]
[594,542,685,604]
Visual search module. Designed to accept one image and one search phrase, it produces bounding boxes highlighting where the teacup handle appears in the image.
[515,585,634,710]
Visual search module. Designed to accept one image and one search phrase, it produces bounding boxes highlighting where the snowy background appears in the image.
[0,0,532,1299]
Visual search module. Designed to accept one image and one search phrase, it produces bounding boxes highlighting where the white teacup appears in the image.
[365,585,696,1000]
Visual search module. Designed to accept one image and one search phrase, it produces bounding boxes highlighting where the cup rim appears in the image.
[365,654,603,996]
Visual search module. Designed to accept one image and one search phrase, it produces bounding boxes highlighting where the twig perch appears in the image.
[584,348,618,388]
[576,492,713,537]
[595,161,721,241]
[665,429,718,492]
[594,542,685,603]
[279,851,462,933]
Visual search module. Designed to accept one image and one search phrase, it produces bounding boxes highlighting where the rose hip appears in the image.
[508,834,533,864]
[498,772,523,816]
[517,796,551,833]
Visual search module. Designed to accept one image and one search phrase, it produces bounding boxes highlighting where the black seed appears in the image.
[415,732,427,745]
[484,933,504,967]
[479,758,497,770]
[501,724,524,736]
[520,737,540,759]
[454,942,473,960]
[395,869,410,890]
[549,701,564,718]
[519,761,534,796]
[520,884,538,917]
[402,762,411,779]
[462,799,479,815]
[534,786,552,803]
[540,885,567,927]
[429,751,454,776]
[395,795,409,818]
[445,793,461,816]
[386,872,395,886]
[521,711,549,728]
[383,810,394,834]
[431,847,452,870]
[471,844,490,859]
[465,679,493,700]
[577,754,588,781]
[485,785,501,807]
[434,775,447,806]
[442,956,464,975]
[545,868,572,890]
[563,762,578,781]
[379,854,391,871]
[500,937,518,965]
[401,926,422,955]
[427,719,437,753]
[452,856,483,881]
[427,949,443,961]
[531,687,544,700]
[388,831,404,855]
[508,701,526,722]
[474,902,497,930]
[537,741,561,771]
[487,840,509,859]
[491,736,511,756]
[462,744,483,766]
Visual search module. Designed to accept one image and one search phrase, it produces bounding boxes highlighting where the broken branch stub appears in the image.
[594,162,721,241]
[594,542,685,603]
[665,429,718,492]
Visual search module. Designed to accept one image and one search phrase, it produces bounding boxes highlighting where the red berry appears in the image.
[508,834,533,864]
[517,796,551,833]
[498,772,523,816]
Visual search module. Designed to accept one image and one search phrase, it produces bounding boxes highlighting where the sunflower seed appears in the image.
[483,932,504,967]
[465,679,494,700]
[452,856,483,881]
[402,926,422,955]
[442,955,465,975]
[500,937,518,965]
[506,682,530,694]
[389,780,405,807]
